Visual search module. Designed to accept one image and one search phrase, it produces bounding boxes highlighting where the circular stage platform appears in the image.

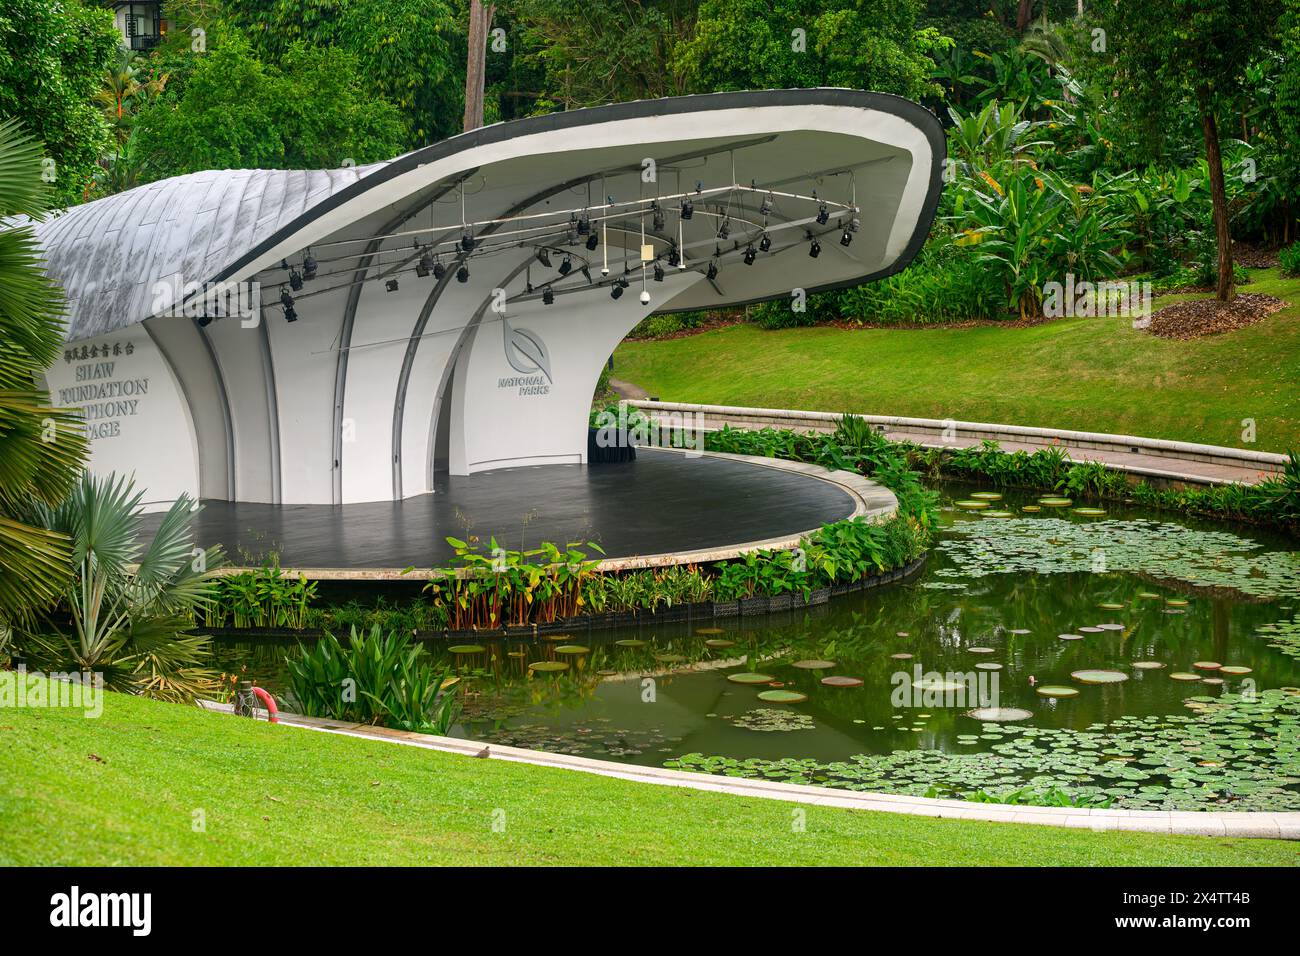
[151,448,895,579]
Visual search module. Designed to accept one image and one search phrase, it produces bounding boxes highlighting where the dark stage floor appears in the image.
[149,449,856,570]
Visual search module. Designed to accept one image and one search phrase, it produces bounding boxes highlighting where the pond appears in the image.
[213,485,1300,811]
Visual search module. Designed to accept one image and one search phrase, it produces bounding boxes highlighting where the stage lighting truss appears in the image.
[264,170,859,310]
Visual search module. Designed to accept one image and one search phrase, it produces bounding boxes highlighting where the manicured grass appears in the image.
[615,270,1300,453]
[2,682,1296,866]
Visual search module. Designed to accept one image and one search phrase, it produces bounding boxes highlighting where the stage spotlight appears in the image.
[706,259,718,281]
[816,203,829,225]
[433,258,447,281]
[542,287,554,305]
[808,238,821,258]
[680,198,693,220]
[416,249,436,277]
[537,247,551,268]
[610,283,624,300]
[652,203,665,232]
[289,269,303,292]
[760,195,773,216]
[558,255,572,276]
[717,219,730,240]
[848,217,861,234]
[840,228,853,247]
[667,245,680,267]
[460,230,475,252]
[653,262,664,282]
[585,232,599,251]
[640,290,650,305]
[456,265,470,283]
[743,245,757,265]
[386,278,400,293]
[302,251,317,279]
[577,213,591,236]
[280,288,297,322]
[758,233,772,252]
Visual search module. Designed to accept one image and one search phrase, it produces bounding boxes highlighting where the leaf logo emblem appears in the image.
[502,315,553,384]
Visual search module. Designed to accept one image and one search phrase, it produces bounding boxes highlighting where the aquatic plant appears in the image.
[665,689,1300,812]
[284,625,458,734]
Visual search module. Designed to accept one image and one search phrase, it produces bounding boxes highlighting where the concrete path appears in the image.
[628,400,1289,487]
[200,703,1300,840]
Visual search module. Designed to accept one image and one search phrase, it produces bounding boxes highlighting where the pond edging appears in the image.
[196,700,1300,840]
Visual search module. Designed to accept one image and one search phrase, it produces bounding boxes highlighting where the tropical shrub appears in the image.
[204,561,317,629]
[15,473,226,701]
[0,120,89,629]
[1281,242,1300,277]
[285,624,458,734]
[424,537,605,629]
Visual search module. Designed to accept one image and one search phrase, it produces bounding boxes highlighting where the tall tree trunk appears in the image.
[463,1,495,133]
[1198,86,1235,302]
[1016,0,1034,32]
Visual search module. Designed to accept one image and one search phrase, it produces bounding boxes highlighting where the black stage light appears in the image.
[717,219,730,240]
[386,278,399,293]
[577,213,591,236]
[585,232,599,251]
[542,287,554,304]
[417,250,436,277]
[760,195,773,216]
[460,230,475,252]
[653,262,664,282]
[680,198,694,220]
[652,203,665,231]
[840,228,853,247]
[816,203,830,225]
[433,259,447,280]
[743,245,757,265]
[280,288,297,322]
[706,259,718,281]
[808,238,821,258]
[558,255,572,276]
[302,251,317,279]
[456,265,470,283]
[283,305,297,323]
[289,269,303,292]
[758,233,771,252]
[667,245,680,267]
[610,283,624,300]
[537,247,551,267]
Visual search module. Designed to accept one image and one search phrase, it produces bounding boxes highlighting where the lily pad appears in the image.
[1071,669,1129,684]
[1036,685,1080,698]
[1169,672,1202,682]
[757,689,808,704]
[1132,661,1166,670]
[955,500,990,510]
[1218,665,1252,676]
[1072,507,1107,517]
[820,675,864,688]
[727,672,775,685]
[965,707,1034,722]
[791,659,835,670]
[528,661,569,673]
[448,644,487,654]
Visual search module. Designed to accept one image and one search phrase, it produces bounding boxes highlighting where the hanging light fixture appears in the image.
[653,262,665,282]
[758,233,772,253]
[537,247,551,268]
[456,264,470,283]
[542,287,554,305]
[302,250,317,280]
[816,203,830,226]
[460,229,475,252]
[558,255,572,276]
[585,231,599,251]
[706,258,718,281]
[760,194,773,216]
[385,278,400,293]
[808,238,822,258]
[417,248,436,278]
[680,198,694,220]
[577,211,591,235]
[433,258,447,280]
[280,288,297,322]
[652,202,665,232]
[289,268,303,292]
[743,245,757,265]
[667,244,680,267]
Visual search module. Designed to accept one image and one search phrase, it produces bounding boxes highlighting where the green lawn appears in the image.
[615,270,1300,453]
[2,682,1296,866]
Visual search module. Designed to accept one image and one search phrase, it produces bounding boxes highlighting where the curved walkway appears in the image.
[199,702,1300,839]
[629,401,1289,487]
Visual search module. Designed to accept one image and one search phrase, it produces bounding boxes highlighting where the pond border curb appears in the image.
[198,701,1300,841]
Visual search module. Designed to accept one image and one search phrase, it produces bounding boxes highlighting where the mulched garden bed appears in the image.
[1145,292,1287,340]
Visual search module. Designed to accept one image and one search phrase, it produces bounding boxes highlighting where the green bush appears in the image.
[285,625,458,733]
[1280,243,1300,277]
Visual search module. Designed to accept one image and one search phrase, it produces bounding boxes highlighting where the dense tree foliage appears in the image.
[0,0,119,205]
[132,33,405,178]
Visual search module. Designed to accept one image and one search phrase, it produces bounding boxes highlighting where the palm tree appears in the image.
[0,119,87,632]
[18,473,227,702]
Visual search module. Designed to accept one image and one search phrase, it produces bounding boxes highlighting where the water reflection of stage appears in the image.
[142,447,858,575]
